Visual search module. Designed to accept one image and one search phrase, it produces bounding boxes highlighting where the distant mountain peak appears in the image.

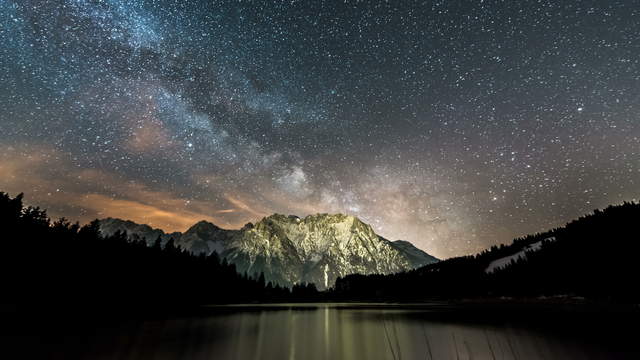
[98,217,176,246]
[185,220,223,233]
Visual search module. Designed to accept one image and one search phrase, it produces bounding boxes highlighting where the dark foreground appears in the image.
[1,302,639,359]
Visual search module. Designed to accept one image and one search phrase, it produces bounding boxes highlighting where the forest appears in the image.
[331,201,640,302]
[0,192,318,308]
[2,190,639,307]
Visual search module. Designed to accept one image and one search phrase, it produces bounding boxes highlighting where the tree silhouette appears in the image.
[3,189,638,306]
[0,191,312,308]
[329,201,640,302]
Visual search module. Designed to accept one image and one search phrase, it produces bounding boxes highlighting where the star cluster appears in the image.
[1,0,638,258]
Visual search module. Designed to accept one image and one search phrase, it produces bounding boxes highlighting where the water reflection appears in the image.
[5,303,639,359]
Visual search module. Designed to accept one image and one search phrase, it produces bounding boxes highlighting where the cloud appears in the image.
[0,144,261,231]
[0,142,472,257]
[81,193,216,232]
[224,195,269,219]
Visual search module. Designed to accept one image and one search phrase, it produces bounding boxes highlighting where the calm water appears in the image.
[2,303,638,359]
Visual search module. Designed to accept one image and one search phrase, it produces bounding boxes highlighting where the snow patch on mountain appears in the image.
[485,237,556,273]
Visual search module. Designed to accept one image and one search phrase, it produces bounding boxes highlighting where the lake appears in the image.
[1,302,638,359]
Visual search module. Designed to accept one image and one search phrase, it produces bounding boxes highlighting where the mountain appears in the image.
[98,217,180,246]
[389,240,439,268]
[98,213,438,290]
[222,214,434,290]
[180,220,234,255]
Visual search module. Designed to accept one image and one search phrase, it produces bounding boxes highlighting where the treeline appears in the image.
[0,192,318,307]
[4,190,639,306]
[330,201,640,302]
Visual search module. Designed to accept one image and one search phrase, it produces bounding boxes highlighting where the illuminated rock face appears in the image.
[99,213,437,290]
[224,213,438,290]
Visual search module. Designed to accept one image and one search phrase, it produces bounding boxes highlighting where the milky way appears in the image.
[1,0,639,258]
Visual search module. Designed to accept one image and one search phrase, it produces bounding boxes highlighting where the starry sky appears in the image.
[1,0,639,258]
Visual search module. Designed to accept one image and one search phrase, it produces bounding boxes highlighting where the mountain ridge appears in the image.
[98,213,438,290]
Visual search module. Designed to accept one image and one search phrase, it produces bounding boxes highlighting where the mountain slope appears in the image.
[98,213,437,290]
[389,240,439,268]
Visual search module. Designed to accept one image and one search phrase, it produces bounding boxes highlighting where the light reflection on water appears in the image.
[206,304,563,360]
[14,303,639,359]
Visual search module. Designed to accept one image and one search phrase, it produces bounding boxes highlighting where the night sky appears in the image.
[1,0,638,258]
